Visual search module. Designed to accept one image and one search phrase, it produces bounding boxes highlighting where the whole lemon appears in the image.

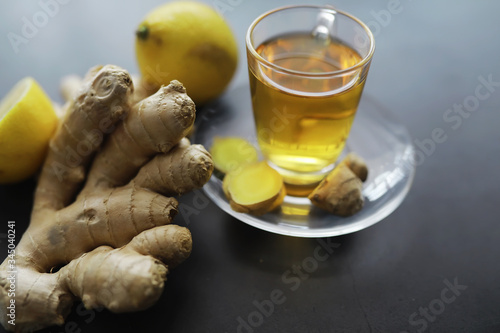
[0,77,58,184]
[135,1,238,105]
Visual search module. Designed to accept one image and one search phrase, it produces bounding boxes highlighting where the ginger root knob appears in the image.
[308,153,368,217]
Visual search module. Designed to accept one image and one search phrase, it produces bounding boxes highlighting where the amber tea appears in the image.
[246,6,374,187]
[249,33,366,184]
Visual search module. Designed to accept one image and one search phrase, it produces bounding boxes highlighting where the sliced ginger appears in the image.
[211,136,369,217]
[223,161,286,215]
[210,136,258,174]
[308,153,368,217]
[213,137,283,216]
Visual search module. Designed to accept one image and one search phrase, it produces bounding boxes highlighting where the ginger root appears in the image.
[0,65,213,332]
[209,136,258,174]
[308,153,368,216]
[223,161,286,215]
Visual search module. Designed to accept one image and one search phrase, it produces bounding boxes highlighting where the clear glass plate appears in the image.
[192,85,416,238]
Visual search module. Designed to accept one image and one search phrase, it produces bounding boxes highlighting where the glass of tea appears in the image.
[246,5,375,189]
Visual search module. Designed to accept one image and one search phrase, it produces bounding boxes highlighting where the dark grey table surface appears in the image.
[1,1,499,332]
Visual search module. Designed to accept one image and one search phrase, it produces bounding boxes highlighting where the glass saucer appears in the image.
[192,85,416,238]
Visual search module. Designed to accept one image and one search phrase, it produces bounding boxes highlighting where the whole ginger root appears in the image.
[0,65,214,332]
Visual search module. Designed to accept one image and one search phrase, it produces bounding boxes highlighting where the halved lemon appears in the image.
[0,77,58,184]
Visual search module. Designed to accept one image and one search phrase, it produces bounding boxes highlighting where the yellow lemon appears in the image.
[135,1,238,105]
[0,77,58,184]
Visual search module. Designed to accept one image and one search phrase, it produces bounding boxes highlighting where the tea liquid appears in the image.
[249,33,365,184]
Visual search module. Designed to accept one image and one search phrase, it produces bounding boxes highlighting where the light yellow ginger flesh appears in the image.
[308,153,368,216]
[223,161,286,215]
[209,136,258,174]
[0,65,214,333]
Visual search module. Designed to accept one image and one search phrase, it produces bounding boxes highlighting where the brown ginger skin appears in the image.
[0,65,214,332]
[308,153,368,217]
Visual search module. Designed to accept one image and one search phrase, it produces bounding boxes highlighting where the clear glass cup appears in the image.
[246,5,375,189]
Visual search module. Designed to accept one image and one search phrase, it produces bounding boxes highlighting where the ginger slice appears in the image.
[308,153,368,217]
[210,136,258,174]
[223,161,286,215]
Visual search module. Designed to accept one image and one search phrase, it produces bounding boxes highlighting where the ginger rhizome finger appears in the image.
[81,80,196,192]
[343,152,368,182]
[0,65,213,333]
[134,137,214,196]
[308,153,368,216]
[34,64,133,215]
[62,224,192,312]
[223,161,286,215]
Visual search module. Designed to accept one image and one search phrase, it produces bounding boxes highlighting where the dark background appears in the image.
[1,1,499,332]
